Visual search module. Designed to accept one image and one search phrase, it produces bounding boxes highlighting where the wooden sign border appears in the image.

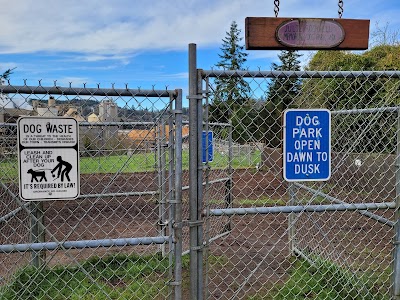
[246,17,370,50]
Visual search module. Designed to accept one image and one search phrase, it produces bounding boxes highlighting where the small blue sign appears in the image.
[283,109,331,181]
[202,131,214,163]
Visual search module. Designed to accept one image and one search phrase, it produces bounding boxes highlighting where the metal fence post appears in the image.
[288,183,297,256]
[167,97,175,300]
[203,79,211,300]
[168,98,175,255]
[174,89,183,300]
[158,119,167,257]
[225,122,233,231]
[31,201,45,267]
[189,43,199,300]
[196,67,204,300]
[393,107,400,299]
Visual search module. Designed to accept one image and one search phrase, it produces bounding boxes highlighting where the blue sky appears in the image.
[0,0,399,104]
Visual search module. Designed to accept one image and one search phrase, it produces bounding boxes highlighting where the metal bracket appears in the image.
[172,109,183,114]
[186,95,204,100]
[157,220,169,227]
[191,245,203,251]
[189,220,203,227]
[168,281,182,286]
[168,199,180,204]
[173,220,188,228]
[173,220,203,228]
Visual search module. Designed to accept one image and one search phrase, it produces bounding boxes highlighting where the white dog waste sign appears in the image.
[17,117,80,201]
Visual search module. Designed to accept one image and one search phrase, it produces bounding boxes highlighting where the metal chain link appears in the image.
[338,0,344,18]
[201,68,397,299]
[274,0,280,17]
[274,0,343,18]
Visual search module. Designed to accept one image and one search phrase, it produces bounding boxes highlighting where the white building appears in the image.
[98,99,118,122]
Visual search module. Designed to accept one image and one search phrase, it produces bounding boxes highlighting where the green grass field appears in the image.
[0,253,181,300]
[252,258,389,300]
[0,149,262,181]
[1,253,389,300]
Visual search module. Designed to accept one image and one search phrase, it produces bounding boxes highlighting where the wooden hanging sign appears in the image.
[246,17,370,50]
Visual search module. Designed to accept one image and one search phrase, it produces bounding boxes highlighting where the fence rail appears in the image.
[0,45,400,300]
[206,202,397,216]
[192,43,400,300]
[0,83,185,300]
[0,236,170,253]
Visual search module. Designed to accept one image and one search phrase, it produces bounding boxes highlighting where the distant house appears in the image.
[118,125,190,151]
[0,108,32,124]
[0,108,32,155]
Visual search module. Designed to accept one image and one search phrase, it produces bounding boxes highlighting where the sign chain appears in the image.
[338,0,344,18]
[273,0,343,19]
[274,0,280,17]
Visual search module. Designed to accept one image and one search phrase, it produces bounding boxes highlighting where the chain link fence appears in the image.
[1,51,400,300]
[0,83,185,299]
[197,68,400,299]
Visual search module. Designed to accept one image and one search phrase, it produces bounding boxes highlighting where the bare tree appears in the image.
[371,21,399,46]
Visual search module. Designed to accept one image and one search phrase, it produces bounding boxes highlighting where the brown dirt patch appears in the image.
[0,168,394,299]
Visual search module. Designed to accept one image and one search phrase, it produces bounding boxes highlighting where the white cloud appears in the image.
[0,62,19,73]
[159,72,188,80]
[69,54,133,64]
[247,50,280,62]
[55,77,90,86]
[2,0,393,55]
[0,0,398,87]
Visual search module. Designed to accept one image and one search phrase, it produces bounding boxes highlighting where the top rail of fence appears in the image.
[0,84,177,97]
[332,107,399,115]
[201,70,400,79]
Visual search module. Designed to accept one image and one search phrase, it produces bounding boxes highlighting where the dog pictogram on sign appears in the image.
[18,117,80,201]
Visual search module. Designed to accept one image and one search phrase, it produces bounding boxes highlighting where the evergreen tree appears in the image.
[1,68,15,82]
[268,50,302,111]
[210,21,250,125]
[0,68,15,108]
[0,68,15,80]
[261,50,302,147]
[299,45,400,153]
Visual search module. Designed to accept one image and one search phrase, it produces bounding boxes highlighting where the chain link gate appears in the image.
[188,44,400,299]
[1,47,400,300]
[0,83,184,299]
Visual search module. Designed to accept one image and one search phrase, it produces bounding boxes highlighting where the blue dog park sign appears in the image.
[202,131,214,163]
[283,109,331,182]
